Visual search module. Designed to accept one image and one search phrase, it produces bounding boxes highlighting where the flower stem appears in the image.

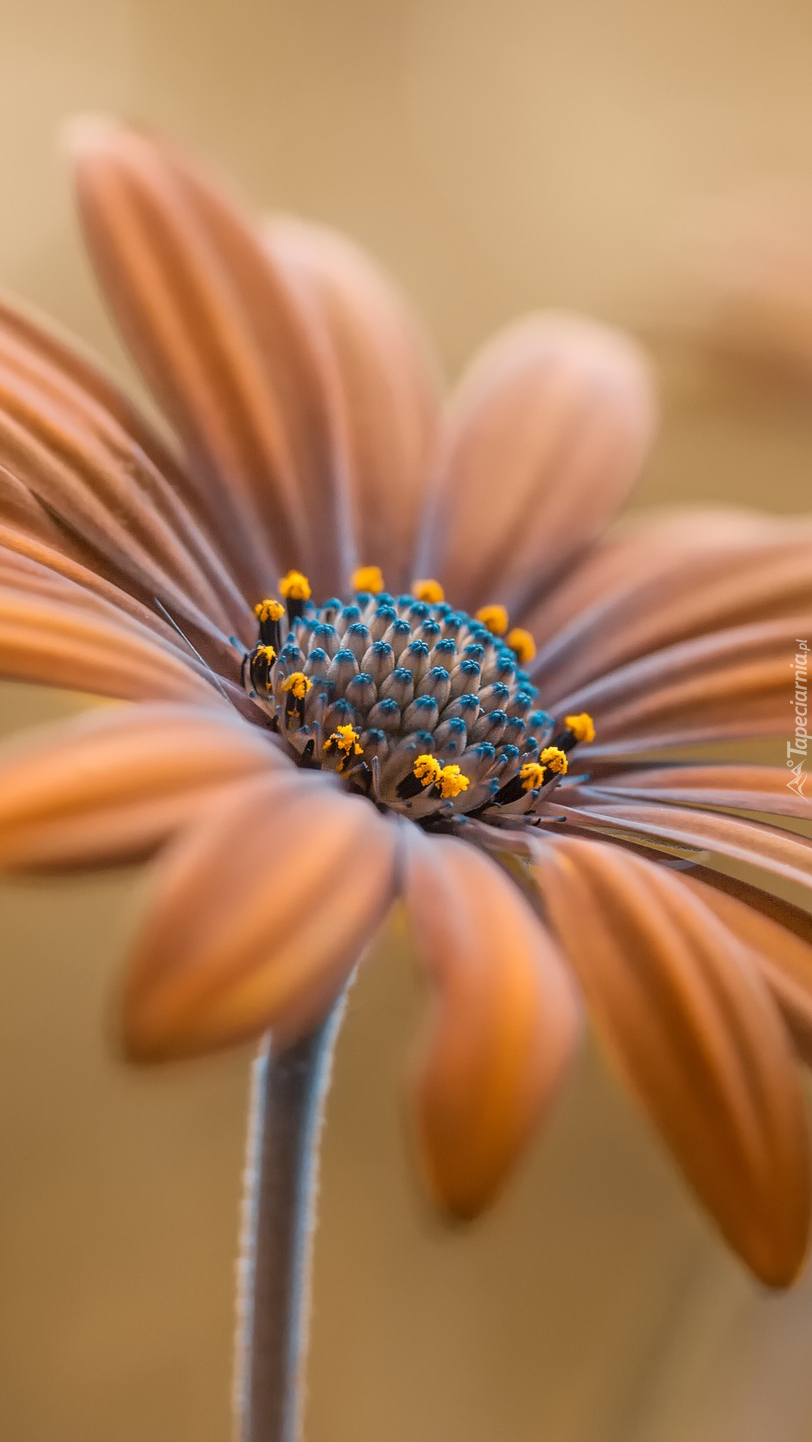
[236,1000,344,1442]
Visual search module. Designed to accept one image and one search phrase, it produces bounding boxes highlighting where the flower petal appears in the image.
[530,511,811,701]
[71,119,354,595]
[0,581,221,704]
[581,763,812,821]
[531,508,784,643]
[0,528,243,689]
[0,293,252,641]
[401,829,581,1219]
[421,314,655,613]
[549,794,812,896]
[265,217,442,589]
[530,834,811,1285]
[0,702,285,870]
[122,776,397,1060]
[677,868,812,1067]
[552,616,810,754]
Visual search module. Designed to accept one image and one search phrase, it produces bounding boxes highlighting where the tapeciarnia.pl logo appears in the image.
[788,638,809,796]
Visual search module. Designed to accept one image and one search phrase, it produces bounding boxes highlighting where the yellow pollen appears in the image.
[437,764,470,799]
[412,578,445,604]
[506,627,536,664]
[324,724,363,770]
[255,644,277,665]
[413,753,443,788]
[475,603,509,637]
[328,724,363,756]
[520,761,547,791]
[281,671,312,701]
[565,712,596,744]
[279,570,312,601]
[540,746,568,775]
[351,565,385,594]
[254,598,285,623]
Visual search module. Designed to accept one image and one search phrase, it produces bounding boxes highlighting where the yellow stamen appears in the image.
[413,754,443,788]
[324,724,363,770]
[565,712,596,744]
[506,627,536,664]
[279,570,312,601]
[475,603,509,637]
[351,565,385,594]
[412,578,445,605]
[254,598,285,623]
[327,724,363,756]
[437,764,469,799]
[255,644,277,665]
[281,671,312,701]
[520,761,547,791]
[540,746,568,775]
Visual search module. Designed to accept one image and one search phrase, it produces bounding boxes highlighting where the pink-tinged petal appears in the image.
[529,507,789,656]
[0,702,285,870]
[530,834,811,1286]
[71,119,355,595]
[0,583,222,705]
[0,294,252,641]
[0,547,251,715]
[677,868,812,1068]
[0,527,242,688]
[529,511,811,700]
[578,763,812,822]
[551,616,809,754]
[548,795,812,896]
[401,829,581,1219]
[122,777,397,1060]
[421,315,655,614]
[265,217,442,588]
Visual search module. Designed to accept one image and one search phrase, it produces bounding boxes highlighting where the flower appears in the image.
[0,120,811,1288]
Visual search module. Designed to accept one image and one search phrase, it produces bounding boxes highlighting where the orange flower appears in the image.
[0,120,811,1287]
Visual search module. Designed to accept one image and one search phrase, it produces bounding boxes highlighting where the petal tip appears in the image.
[527,310,657,429]
[119,998,179,1066]
[61,112,124,162]
[745,1215,811,1291]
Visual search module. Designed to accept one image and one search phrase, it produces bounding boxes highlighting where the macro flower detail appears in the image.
[0,119,811,1292]
[242,571,589,816]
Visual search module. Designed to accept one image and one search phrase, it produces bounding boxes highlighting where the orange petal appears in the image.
[402,831,581,1219]
[424,314,655,613]
[678,867,812,1067]
[123,776,397,1060]
[0,292,251,640]
[530,511,812,701]
[554,615,810,754]
[530,834,811,1286]
[0,702,286,870]
[266,217,442,590]
[581,763,812,821]
[550,794,812,896]
[0,583,220,704]
[0,529,243,688]
[71,119,353,596]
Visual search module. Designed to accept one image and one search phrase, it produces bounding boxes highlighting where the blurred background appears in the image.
[2,1,812,1439]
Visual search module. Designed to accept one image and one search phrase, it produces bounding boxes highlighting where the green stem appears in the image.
[236,999,344,1442]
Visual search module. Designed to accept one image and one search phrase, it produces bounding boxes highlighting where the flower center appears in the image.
[243,568,594,824]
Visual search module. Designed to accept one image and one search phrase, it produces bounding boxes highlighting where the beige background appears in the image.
[2,1,812,1439]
